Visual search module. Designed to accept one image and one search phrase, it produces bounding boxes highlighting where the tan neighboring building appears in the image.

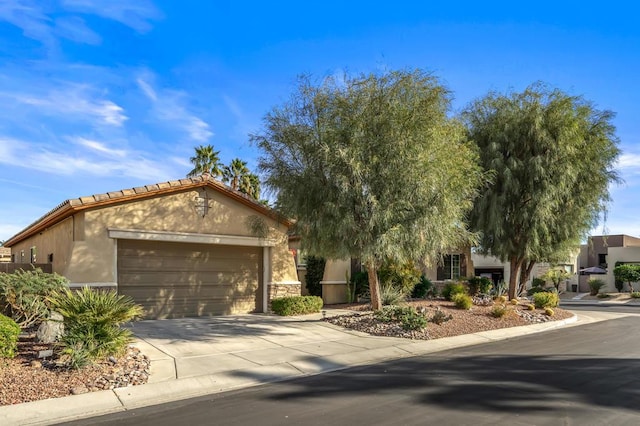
[578,235,640,292]
[4,176,300,319]
[0,247,10,263]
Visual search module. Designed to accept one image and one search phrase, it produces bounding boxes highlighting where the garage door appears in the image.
[117,239,263,319]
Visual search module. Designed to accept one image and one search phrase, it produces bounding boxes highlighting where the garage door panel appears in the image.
[117,240,262,319]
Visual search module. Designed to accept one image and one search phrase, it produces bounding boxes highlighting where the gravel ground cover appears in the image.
[0,333,150,406]
[324,299,573,340]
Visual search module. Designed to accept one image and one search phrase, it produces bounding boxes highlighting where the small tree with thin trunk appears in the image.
[613,264,640,292]
[253,70,484,310]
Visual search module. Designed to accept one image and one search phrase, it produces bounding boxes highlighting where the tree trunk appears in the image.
[518,260,536,296]
[508,256,523,300]
[366,264,382,311]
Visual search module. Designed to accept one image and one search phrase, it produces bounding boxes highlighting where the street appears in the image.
[63,308,640,426]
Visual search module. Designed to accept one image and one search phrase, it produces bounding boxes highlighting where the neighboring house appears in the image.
[578,235,640,292]
[4,176,300,319]
[318,247,474,304]
[472,251,579,292]
[0,247,10,263]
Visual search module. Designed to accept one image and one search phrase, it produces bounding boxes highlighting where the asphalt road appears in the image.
[62,310,640,426]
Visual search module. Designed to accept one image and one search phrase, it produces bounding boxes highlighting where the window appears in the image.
[598,253,607,268]
[443,254,461,280]
[20,250,24,262]
[30,247,36,263]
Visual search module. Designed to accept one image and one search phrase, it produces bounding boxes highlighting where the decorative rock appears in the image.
[108,356,118,364]
[71,386,89,395]
[36,312,64,344]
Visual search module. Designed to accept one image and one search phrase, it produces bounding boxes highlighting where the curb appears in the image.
[0,314,578,426]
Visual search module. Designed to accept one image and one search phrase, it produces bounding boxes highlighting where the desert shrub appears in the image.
[532,291,560,309]
[527,304,535,311]
[0,314,20,358]
[510,298,519,305]
[48,288,143,368]
[527,277,548,296]
[271,296,323,316]
[495,295,507,303]
[349,271,369,299]
[588,279,606,296]
[467,276,493,295]
[544,307,555,316]
[613,264,640,292]
[490,305,508,318]
[452,293,472,310]
[631,292,640,299]
[442,282,467,301]
[380,283,407,306]
[411,275,434,299]
[429,309,453,325]
[597,293,610,299]
[374,305,427,330]
[0,268,68,328]
[304,256,325,297]
[492,281,507,297]
[378,259,422,295]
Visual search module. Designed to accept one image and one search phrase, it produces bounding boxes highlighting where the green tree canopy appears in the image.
[187,144,223,178]
[253,70,484,309]
[463,83,621,298]
[613,264,640,292]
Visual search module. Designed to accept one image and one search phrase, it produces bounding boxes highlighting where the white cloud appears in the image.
[137,76,214,142]
[0,135,177,181]
[617,153,640,174]
[0,0,54,46]
[73,137,127,157]
[54,15,101,45]
[62,0,162,33]
[3,83,127,127]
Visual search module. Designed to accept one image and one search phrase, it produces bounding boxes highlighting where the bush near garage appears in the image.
[271,296,323,316]
[0,313,20,358]
[48,287,143,369]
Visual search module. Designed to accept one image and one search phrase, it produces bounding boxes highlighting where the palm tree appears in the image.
[239,173,261,200]
[222,158,249,190]
[187,145,223,178]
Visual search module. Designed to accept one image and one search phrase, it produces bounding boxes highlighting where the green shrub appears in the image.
[588,279,606,296]
[0,314,20,358]
[270,295,323,316]
[597,293,610,299]
[48,288,143,368]
[380,283,406,306]
[631,292,640,299]
[495,295,507,303]
[544,307,555,316]
[532,291,560,309]
[349,271,369,299]
[490,305,508,318]
[304,256,325,297]
[442,282,467,301]
[452,293,472,310]
[467,276,493,295]
[378,259,421,295]
[411,275,434,299]
[429,309,453,325]
[374,305,427,331]
[527,277,548,296]
[0,268,68,328]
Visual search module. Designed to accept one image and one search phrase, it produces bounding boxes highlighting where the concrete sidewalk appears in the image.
[560,292,640,307]
[0,309,627,426]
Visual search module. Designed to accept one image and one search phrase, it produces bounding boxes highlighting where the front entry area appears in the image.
[117,239,263,319]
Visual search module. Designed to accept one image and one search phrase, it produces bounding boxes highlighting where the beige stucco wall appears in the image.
[11,187,298,287]
[9,216,75,276]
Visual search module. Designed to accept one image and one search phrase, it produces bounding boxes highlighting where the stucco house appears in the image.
[578,234,640,292]
[4,176,300,319]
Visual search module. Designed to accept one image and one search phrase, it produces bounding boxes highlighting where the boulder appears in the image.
[36,312,64,344]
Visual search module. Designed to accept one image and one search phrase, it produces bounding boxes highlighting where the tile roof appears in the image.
[4,175,290,247]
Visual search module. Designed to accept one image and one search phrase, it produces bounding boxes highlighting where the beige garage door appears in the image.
[117,239,263,319]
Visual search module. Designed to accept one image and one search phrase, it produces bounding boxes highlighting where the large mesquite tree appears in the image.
[463,84,620,299]
[252,70,484,310]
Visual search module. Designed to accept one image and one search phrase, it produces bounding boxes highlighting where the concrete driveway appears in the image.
[129,311,410,384]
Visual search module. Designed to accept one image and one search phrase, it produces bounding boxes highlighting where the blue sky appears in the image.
[0,1,639,242]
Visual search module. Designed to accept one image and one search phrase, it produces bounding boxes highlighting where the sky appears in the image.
[0,0,639,242]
